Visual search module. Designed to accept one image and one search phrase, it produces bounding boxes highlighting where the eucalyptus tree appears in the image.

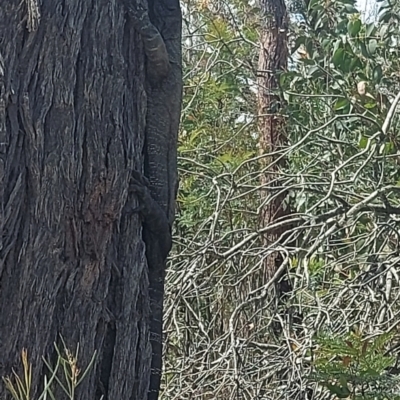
[0,0,182,399]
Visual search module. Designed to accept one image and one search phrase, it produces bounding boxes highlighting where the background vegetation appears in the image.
[163,0,400,398]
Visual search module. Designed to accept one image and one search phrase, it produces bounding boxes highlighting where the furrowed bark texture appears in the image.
[257,0,290,298]
[0,0,179,398]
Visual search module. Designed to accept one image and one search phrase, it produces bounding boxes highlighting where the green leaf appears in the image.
[365,22,375,37]
[333,38,342,53]
[344,4,358,13]
[334,98,350,110]
[347,20,361,36]
[372,65,383,83]
[292,36,305,53]
[321,38,331,50]
[379,8,393,22]
[349,56,362,71]
[302,58,315,66]
[368,39,378,54]
[342,56,352,73]
[360,41,369,58]
[359,136,368,148]
[379,24,389,39]
[308,0,320,10]
[364,102,377,109]
[337,19,348,33]
[332,48,345,67]
[326,382,351,398]
[307,65,321,77]
[386,141,396,154]
[305,40,314,58]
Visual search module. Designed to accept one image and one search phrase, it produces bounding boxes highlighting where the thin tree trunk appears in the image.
[257,0,290,300]
[0,0,181,398]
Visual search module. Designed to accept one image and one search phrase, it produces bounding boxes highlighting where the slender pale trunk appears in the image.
[257,0,290,300]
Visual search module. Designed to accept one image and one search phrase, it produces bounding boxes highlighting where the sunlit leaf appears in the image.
[347,19,361,36]
[364,101,377,109]
[359,136,368,149]
[334,98,350,110]
[368,39,378,54]
[332,48,345,67]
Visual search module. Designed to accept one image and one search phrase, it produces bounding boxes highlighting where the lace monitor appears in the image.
[121,1,182,399]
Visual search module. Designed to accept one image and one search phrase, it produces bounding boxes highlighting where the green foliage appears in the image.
[310,332,400,399]
[283,2,400,398]
[165,0,400,398]
[281,0,400,263]
[178,0,260,237]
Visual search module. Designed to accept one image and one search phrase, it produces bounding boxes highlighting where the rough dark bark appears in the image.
[0,0,181,399]
[257,0,291,299]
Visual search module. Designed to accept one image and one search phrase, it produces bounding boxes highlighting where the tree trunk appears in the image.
[257,0,290,299]
[0,0,181,399]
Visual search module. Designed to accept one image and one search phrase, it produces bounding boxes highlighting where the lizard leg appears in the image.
[128,170,172,260]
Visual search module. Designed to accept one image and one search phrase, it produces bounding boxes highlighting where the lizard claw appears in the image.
[130,170,150,187]
[128,170,155,218]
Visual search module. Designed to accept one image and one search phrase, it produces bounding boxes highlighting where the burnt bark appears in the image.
[257,0,291,299]
[0,0,180,399]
